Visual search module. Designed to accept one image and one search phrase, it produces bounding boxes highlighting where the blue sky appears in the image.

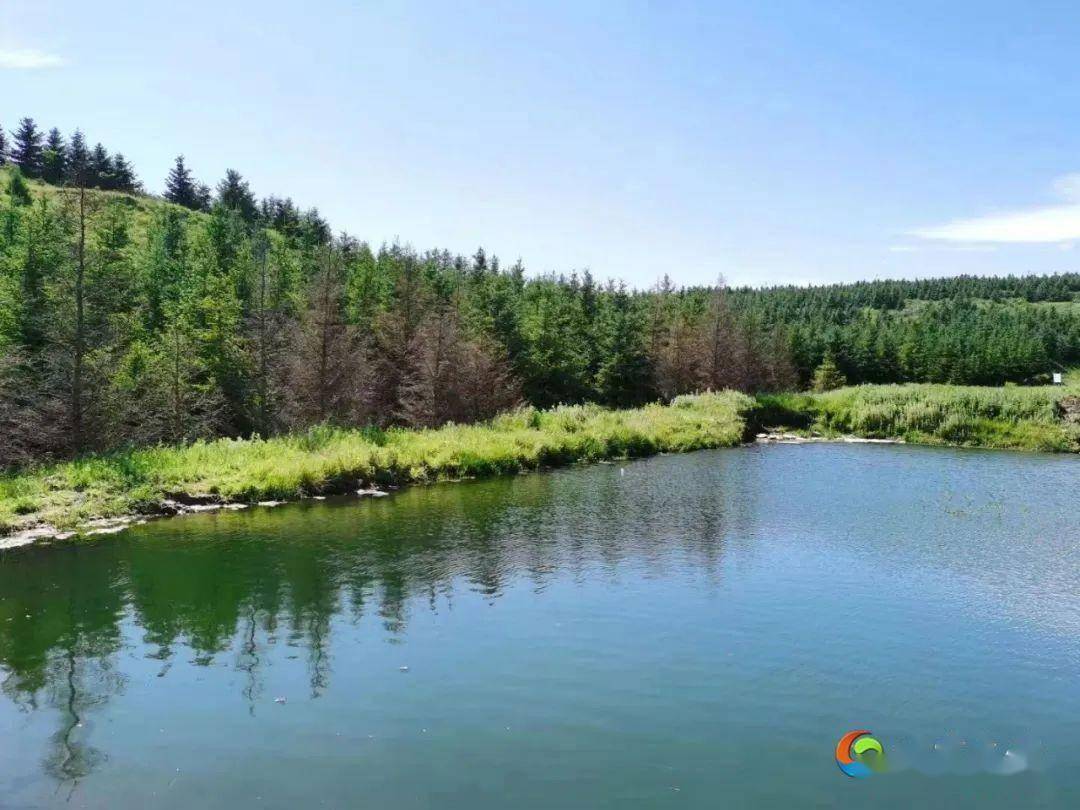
[3,1,1080,288]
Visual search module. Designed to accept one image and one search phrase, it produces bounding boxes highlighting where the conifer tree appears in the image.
[0,124,8,165]
[111,154,138,193]
[89,143,113,189]
[11,117,44,178]
[216,169,258,223]
[300,208,330,246]
[41,128,67,184]
[19,197,67,350]
[66,130,90,185]
[164,155,199,209]
[811,354,847,392]
[195,183,212,212]
[286,246,363,426]
[594,285,652,406]
[246,236,290,435]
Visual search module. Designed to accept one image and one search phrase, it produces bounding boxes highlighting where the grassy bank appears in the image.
[3,383,1077,542]
[0,392,753,537]
[755,383,1080,453]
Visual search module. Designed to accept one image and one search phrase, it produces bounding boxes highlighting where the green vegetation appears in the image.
[3,124,1080,471]
[4,378,1078,541]
[0,391,752,536]
[3,118,1080,471]
[3,115,1080,543]
[756,382,1080,452]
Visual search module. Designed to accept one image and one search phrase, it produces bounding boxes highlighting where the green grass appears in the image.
[755,382,1080,453]
[3,370,1077,540]
[0,392,753,537]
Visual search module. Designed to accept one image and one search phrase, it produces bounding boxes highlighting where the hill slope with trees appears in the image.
[1,115,1079,468]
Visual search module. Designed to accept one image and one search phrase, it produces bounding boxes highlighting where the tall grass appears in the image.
[757,383,1080,453]
[0,392,753,535]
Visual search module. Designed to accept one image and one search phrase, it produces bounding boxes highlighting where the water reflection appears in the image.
[1,444,1077,804]
[0,454,745,786]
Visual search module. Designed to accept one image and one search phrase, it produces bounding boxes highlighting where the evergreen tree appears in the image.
[66,130,90,185]
[299,208,330,246]
[594,285,653,406]
[195,183,212,212]
[164,155,199,209]
[0,124,8,165]
[41,128,67,184]
[216,169,258,223]
[89,143,113,189]
[811,354,847,392]
[11,117,44,178]
[19,197,67,350]
[286,246,363,426]
[246,236,292,435]
[111,154,138,193]
[518,281,591,407]
[141,207,188,332]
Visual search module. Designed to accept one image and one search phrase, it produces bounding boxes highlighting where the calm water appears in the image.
[1,444,1078,808]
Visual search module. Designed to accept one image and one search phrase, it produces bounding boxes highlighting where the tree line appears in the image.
[0,164,799,466]
[1,117,1078,467]
[0,117,138,193]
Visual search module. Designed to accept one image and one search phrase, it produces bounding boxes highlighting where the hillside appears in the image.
[2,164,1080,470]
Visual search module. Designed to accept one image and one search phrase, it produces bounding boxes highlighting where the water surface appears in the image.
[1,444,1078,808]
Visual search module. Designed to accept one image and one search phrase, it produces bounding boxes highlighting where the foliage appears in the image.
[2,115,1080,475]
[756,382,1080,453]
[0,391,752,535]
[811,355,846,391]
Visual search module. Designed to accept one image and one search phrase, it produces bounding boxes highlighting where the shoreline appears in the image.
[2,384,1077,549]
[0,437,912,550]
[3,429,1068,551]
[0,393,752,547]
[754,431,904,445]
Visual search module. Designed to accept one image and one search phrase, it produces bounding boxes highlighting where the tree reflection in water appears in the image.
[0,453,747,788]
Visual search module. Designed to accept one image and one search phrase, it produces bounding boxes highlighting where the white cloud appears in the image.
[0,48,67,69]
[911,173,1080,244]
[888,243,996,253]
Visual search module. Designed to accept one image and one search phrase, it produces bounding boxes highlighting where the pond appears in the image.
[1,444,1078,808]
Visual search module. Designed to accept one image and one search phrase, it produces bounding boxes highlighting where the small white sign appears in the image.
[1052,372,1063,384]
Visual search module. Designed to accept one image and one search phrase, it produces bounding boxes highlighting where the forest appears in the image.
[1,115,1079,467]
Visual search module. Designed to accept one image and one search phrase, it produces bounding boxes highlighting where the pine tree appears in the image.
[159,302,224,443]
[299,208,330,246]
[811,354,847,392]
[19,197,67,350]
[246,236,290,436]
[164,155,199,209]
[700,283,742,390]
[0,124,8,165]
[89,143,113,189]
[11,117,44,178]
[111,154,138,193]
[195,183,212,212]
[216,169,258,222]
[594,285,653,406]
[285,247,363,426]
[66,130,90,185]
[41,128,67,184]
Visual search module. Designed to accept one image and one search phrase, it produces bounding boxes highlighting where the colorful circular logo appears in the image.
[835,729,885,778]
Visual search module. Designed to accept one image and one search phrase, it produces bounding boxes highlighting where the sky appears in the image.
[4,1,1080,288]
